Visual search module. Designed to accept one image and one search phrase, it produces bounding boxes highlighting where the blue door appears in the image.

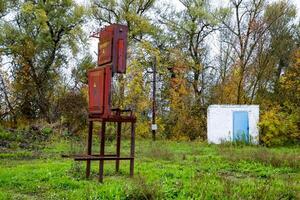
[233,111,249,143]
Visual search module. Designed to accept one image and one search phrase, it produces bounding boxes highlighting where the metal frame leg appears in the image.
[130,122,135,177]
[99,121,106,182]
[86,121,93,178]
[116,122,121,172]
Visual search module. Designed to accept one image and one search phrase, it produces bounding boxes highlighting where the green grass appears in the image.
[0,139,299,199]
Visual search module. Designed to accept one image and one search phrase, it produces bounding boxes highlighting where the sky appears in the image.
[171,0,300,14]
[77,0,300,11]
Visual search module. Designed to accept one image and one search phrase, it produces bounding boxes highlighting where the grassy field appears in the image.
[0,138,299,200]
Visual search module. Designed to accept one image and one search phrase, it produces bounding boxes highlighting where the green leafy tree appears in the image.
[91,0,156,41]
[160,0,218,106]
[91,0,163,138]
[158,0,220,139]
[0,0,18,18]
[0,0,86,122]
[260,49,300,146]
[264,1,297,97]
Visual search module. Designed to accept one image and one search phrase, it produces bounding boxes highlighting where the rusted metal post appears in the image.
[99,121,106,182]
[116,122,121,172]
[86,121,93,178]
[130,122,135,177]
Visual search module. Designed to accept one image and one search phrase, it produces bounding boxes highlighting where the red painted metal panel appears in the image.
[88,65,112,116]
[103,66,112,116]
[98,28,113,66]
[113,25,128,73]
[117,39,125,73]
[88,68,105,114]
[98,24,128,73]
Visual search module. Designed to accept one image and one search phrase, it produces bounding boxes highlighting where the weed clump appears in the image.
[125,175,163,200]
[68,162,85,179]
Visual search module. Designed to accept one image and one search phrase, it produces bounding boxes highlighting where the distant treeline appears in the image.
[0,0,299,146]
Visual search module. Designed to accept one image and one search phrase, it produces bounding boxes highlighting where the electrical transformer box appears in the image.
[88,65,112,116]
[75,23,135,183]
[98,24,128,73]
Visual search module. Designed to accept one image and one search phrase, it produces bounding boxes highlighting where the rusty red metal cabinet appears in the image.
[98,24,128,73]
[88,65,112,116]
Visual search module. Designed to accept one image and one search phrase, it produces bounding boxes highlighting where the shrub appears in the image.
[164,107,206,141]
[57,90,88,136]
[0,123,53,150]
[68,162,85,179]
[0,129,13,141]
[0,128,13,148]
[259,106,300,146]
[42,127,53,136]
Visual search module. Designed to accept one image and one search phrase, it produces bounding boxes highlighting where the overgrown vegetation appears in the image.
[0,139,299,199]
[0,0,299,198]
[0,124,53,150]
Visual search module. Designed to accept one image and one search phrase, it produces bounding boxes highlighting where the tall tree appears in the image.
[0,0,18,18]
[160,0,218,106]
[217,0,292,104]
[249,1,297,104]
[265,1,297,96]
[0,0,86,122]
[91,0,156,42]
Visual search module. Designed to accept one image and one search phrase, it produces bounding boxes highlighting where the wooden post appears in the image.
[99,121,106,182]
[86,121,93,178]
[116,122,121,172]
[130,122,135,177]
[152,57,157,141]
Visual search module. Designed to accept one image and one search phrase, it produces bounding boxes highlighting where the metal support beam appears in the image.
[86,121,93,178]
[99,121,106,183]
[130,122,135,177]
[152,57,157,141]
[116,122,121,172]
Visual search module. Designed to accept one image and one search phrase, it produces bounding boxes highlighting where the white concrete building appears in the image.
[207,105,259,144]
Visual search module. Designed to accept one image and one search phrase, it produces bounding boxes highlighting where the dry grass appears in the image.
[218,146,300,169]
[144,147,175,161]
[141,141,176,161]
